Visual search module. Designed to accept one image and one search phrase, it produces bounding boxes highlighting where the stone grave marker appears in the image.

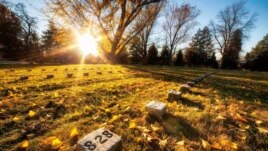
[97,71,102,75]
[67,73,73,78]
[53,69,58,71]
[20,75,28,80]
[47,74,54,79]
[168,90,182,101]
[187,81,195,87]
[77,128,122,151]
[84,73,89,76]
[42,69,46,71]
[64,68,68,71]
[179,84,191,92]
[27,69,32,72]
[145,101,166,119]
[108,71,113,74]
[10,69,15,72]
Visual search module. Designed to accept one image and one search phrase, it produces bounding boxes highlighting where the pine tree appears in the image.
[160,45,170,65]
[244,34,268,71]
[174,49,184,66]
[147,44,158,65]
[42,21,59,50]
[185,26,215,66]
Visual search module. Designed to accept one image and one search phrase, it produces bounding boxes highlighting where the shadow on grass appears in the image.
[147,113,202,141]
[179,97,205,110]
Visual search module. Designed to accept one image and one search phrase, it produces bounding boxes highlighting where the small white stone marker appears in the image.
[179,84,191,92]
[97,71,102,75]
[77,128,122,151]
[20,75,28,80]
[84,73,89,76]
[145,101,166,119]
[187,81,195,87]
[168,90,182,101]
[47,74,54,79]
[67,73,73,78]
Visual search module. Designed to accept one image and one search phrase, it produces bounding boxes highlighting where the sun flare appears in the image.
[77,33,99,56]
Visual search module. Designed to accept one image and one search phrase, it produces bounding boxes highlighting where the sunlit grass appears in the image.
[0,65,267,150]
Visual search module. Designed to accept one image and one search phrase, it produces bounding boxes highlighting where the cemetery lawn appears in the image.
[0,64,268,151]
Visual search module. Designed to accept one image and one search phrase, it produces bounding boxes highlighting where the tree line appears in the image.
[0,0,267,71]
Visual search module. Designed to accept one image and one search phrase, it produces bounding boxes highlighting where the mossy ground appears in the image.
[0,65,267,150]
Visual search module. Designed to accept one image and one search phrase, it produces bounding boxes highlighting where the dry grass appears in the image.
[0,65,267,151]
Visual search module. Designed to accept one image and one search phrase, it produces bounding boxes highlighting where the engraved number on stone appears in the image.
[84,141,96,150]
[95,135,108,144]
[102,130,113,138]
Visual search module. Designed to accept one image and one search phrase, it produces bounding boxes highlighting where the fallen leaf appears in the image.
[176,140,185,146]
[13,116,20,122]
[28,110,36,117]
[159,139,167,148]
[220,139,238,149]
[70,127,79,139]
[211,143,222,150]
[257,127,268,133]
[151,124,161,133]
[216,115,226,120]
[255,120,263,126]
[129,120,137,129]
[51,138,63,149]
[201,139,211,149]
[20,140,29,148]
[234,113,247,122]
[109,115,119,123]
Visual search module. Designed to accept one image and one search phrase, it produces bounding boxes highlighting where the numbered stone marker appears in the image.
[179,84,191,92]
[77,128,122,151]
[67,73,73,78]
[47,74,54,79]
[84,73,89,76]
[145,101,166,119]
[187,81,195,87]
[97,71,102,75]
[20,75,28,80]
[168,90,182,101]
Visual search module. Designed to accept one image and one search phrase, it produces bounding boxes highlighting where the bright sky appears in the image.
[10,0,268,54]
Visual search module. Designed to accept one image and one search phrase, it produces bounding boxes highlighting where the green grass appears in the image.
[0,65,267,150]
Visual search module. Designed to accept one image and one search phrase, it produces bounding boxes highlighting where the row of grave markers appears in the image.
[15,71,122,81]
[75,71,217,151]
[7,68,120,73]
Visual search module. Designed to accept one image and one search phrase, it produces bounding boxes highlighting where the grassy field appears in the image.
[0,64,267,151]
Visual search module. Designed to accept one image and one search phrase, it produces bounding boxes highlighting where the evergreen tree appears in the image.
[244,34,268,71]
[42,21,59,50]
[174,49,184,66]
[160,45,170,65]
[221,29,242,69]
[185,26,215,66]
[147,44,158,65]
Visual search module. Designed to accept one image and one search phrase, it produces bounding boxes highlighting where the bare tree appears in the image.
[210,1,257,63]
[45,0,162,62]
[15,3,38,59]
[162,2,199,59]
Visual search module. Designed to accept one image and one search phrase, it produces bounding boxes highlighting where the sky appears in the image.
[10,0,268,54]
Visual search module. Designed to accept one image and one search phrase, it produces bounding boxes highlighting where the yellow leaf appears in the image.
[109,115,119,123]
[211,143,222,150]
[129,120,137,129]
[51,138,62,149]
[201,139,211,149]
[239,124,250,130]
[105,109,111,113]
[176,140,185,146]
[255,120,263,125]
[13,117,20,122]
[20,140,29,148]
[28,110,36,117]
[216,115,226,120]
[44,136,57,144]
[151,124,161,132]
[257,127,268,133]
[84,105,91,111]
[238,135,247,141]
[159,139,167,148]
[234,113,247,122]
[220,140,238,149]
[70,128,79,139]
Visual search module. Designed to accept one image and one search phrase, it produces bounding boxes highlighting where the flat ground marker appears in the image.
[145,101,166,119]
[77,128,122,151]
[168,90,182,101]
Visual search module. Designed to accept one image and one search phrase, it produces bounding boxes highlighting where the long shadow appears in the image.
[179,97,205,110]
[147,113,203,141]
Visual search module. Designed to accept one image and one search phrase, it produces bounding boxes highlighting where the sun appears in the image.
[77,33,99,56]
